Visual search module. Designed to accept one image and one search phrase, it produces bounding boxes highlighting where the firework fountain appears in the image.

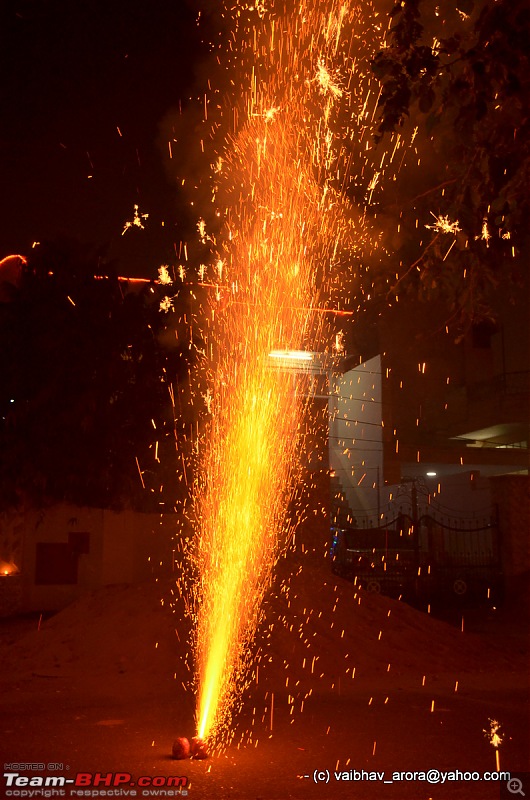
[179,0,406,750]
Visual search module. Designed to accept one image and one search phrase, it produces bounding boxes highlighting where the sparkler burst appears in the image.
[485,718,503,748]
[180,0,409,749]
[122,203,149,235]
[425,213,461,235]
[158,265,173,285]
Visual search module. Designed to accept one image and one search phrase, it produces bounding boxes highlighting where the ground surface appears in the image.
[0,563,528,800]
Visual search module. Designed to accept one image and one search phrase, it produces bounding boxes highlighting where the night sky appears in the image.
[0,0,207,275]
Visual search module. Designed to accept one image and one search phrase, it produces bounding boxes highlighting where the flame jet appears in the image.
[189,0,389,746]
[194,119,336,744]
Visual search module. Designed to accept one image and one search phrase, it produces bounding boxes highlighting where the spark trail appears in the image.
[186,0,404,747]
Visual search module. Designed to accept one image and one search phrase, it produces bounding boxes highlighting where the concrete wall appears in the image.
[0,505,177,614]
[25,505,105,612]
[329,356,386,520]
[490,474,530,582]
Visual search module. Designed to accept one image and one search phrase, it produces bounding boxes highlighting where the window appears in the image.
[35,543,78,585]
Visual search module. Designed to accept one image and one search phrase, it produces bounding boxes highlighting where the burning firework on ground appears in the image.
[173,0,412,751]
[484,718,504,772]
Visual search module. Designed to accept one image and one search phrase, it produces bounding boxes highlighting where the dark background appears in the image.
[0,0,208,275]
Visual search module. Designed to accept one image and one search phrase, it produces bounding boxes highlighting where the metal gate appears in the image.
[330,510,502,605]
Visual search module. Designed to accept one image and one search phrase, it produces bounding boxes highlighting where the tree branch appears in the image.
[386,232,441,299]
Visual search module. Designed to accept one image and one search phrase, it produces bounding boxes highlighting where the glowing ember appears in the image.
[0,561,19,577]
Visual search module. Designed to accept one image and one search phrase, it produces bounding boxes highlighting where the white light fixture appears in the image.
[426,471,437,477]
[268,350,313,361]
